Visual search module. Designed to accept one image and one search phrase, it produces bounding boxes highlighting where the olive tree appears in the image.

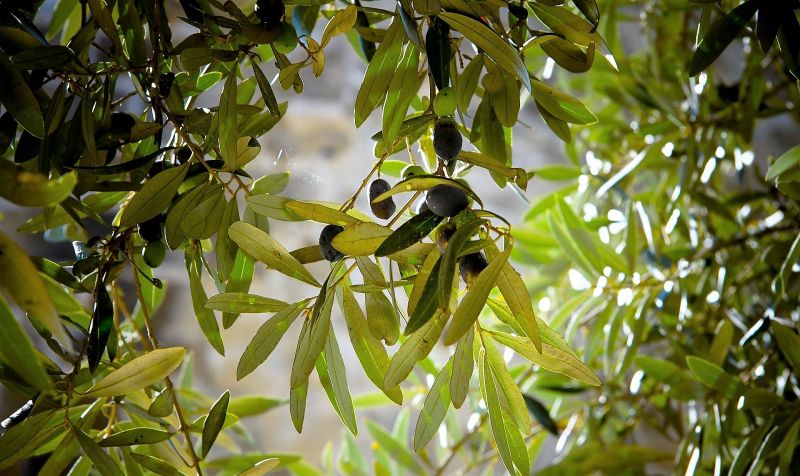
[0,0,798,474]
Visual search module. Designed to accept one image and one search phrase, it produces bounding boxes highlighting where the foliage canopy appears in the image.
[0,0,799,474]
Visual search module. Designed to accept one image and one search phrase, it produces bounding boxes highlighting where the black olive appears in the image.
[158,72,175,97]
[433,117,462,161]
[138,215,165,242]
[415,198,430,215]
[458,252,488,285]
[109,112,136,133]
[369,178,396,219]
[176,146,192,164]
[508,4,528,20]
[436,222,457,253]
[319,224,345,261]
[255,0,285,26]
[426,184,469,217]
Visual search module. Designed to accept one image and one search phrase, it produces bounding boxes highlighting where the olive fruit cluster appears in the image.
[435,220,488,284]
[138,215,166,268]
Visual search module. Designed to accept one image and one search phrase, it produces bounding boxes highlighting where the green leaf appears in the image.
[483,334,531,434]
[206,293,289,313]
[772,324,800,376]
[479,353,525,476]
[98,428,173,447]
[119,162,189,227]
[382,43,421,148]
[229,221,321,287]
[405,257,442,334]
[456,54,484,114]
[0,231,67,346]
[130,453,187,476]
[371,175,482,208]
[439,218,485,309]
[450,329,473,408]
[688,1,758,76]
[83,347,187,397]
[686,355,744,399]
[219,63,239,169]
[202,390,231,458]
[0,161,78,207]
[72,425,125,476]
[540,37,595,73]
[766,145,800,181]
[375,209,443,257]
[227,395,286,418]
[486,241,541,351]
[443,242,511,345]
[531,80,596,124]
[186,247,225,355]
[290,271,339,389]
[0,54,45,137]
[708,319,733,366]
[0,296,51,390]
[439,12,531,92]
[237,300,306,380]
[284,200,362,225]
[239,458,281,476]
[366,421,427,474]
[148,388,173,417]
[87,283,114,373]
[332,222,392,255]
[316,328,357,434]
[354,18,405,127]
[290,381,308,433]
[413,359,452,450]
[337,284,403,404]
[523,394,559,435]
[384,312,446,388]
[321,5,357,47]
[252,60,282,118]
[489,331,601,386]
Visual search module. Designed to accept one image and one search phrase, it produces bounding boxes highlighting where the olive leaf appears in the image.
[83,347,187,397]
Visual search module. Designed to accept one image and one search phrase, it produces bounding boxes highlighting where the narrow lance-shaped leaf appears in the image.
[0,296,51,390]
[413,358,452,450]
[450,329,474,408]
[119,162,189,227]
[405,257,442,334]
[439,219,485,309]
[354,18,405,126]
[316,327,357,435]
[375,209,443,257]
[202,390,230,458]
[384,312,446,388]
[237,300,307,380]
[688,0,759,76]
[219,63,239,170]
[99,428,173,447]
[290,381,308,433]
[71,424,125,476]
[186,247,225,355]
[523,394,559,436]
[87,281,114,373]
[252,59,281,118]
[382,43,421,148]
[321,5,357,47]
[438,12,532,92]
[443,242,512,345]
[229,221,321,287]
[483,334,531,434]
[83,347,186,397]
[0,54,45,137]
[206,293,289,313]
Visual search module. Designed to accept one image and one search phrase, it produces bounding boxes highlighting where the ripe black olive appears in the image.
[426,184,469,217]
[436,222,457,253]
[415,198,430,215]
[369,178,396,219]
[176,146,192,164]
[319,224,345,262]
[433,117,462,161]
[458,252,488,285]
[508,4,528,20]
[138,215,165,242]
[158,72,175,97]
[255,0,285,26]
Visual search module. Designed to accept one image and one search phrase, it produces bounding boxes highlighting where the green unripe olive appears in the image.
[402,164,426,180]
[436,222,457,253]
[458,252,488,285]
[255,0,285,26]
[433,117,462,161]
[143,239,166,268]
[433,87,457,116]
[319,224,345,262]
[274,22,298,54]
[426,184,469,217]
[369,178,396,219]
[138,215,165,242]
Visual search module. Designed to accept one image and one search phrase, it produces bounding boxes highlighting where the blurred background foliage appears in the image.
[0,0,798,475]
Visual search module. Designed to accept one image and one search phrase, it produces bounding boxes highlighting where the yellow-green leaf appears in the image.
[438,12,531,92]
[229,221,321,287]
[83,347,187,397]
[321,5,357,47]
[119,163,189,227]
[202,390,230,458]
[285,200,362,226]
[354,19,405,127]
[443,243,511,345]
[0,296,51,390]
[206,293,289,313]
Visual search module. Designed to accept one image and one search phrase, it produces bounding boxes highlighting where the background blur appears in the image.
[1,0,797,473]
